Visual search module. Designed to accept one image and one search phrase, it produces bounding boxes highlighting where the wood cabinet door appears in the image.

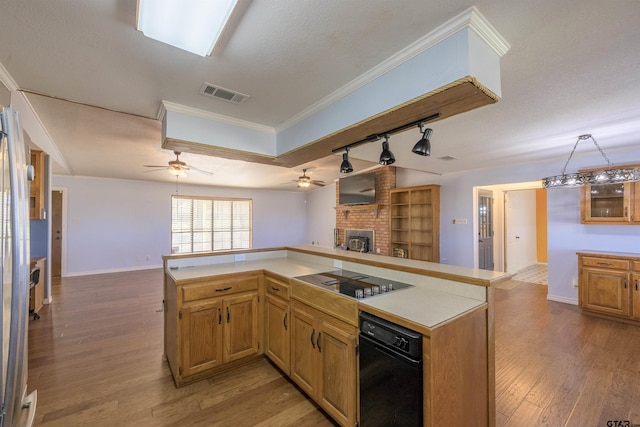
[581,182,634,224]
[290,304,318,398]
[632,273,640,320]
[582,267,630,316]
[317,320,357,427]
[224,292,259,363]
[265,295,290,374]
[181,300,223,377]
[630,182,640,223]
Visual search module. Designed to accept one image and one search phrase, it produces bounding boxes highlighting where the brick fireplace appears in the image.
[335,167,395,256]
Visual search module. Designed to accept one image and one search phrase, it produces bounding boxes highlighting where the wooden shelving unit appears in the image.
[389,185,440,262]
[30,149,45,220]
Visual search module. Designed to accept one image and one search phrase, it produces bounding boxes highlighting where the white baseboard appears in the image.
[547,294,578,305]
[64,264,163,277]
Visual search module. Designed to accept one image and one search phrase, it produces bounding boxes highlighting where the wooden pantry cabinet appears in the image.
[390,184,440,262]
[165,273,262,386]
[264,272,290,375]
[578,251,640,322]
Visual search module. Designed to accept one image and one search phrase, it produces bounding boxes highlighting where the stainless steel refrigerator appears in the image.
[0,105,36,426]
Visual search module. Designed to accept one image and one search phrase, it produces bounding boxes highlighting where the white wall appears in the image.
[53,175,308,276]
[305,183,337,248]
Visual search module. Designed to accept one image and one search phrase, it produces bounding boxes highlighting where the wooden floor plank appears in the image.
[27,270,640,426]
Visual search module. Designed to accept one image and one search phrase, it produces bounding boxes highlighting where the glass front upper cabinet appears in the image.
[581,181,640,224]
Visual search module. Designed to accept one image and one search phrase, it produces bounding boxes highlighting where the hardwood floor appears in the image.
[27,269,336,426]
[494,280,640,426]
[28,271,640,426]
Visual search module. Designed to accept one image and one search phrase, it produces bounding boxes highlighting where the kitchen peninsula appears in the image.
[163,244,509,427]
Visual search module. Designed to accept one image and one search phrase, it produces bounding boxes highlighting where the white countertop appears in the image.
[166,249,488,330]
[357,286,484,328]
[167,257,331,282]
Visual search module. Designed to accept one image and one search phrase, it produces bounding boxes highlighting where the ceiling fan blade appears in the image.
[143,168,168,173]
[187,166,214,175]
[310,180,326,187]
[143,165,169,168]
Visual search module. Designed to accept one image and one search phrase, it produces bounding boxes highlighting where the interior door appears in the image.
[51,190,63,277]
[505,190,537,274]
[478,190,494,270]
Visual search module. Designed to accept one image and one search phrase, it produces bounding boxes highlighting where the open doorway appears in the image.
[474,182,548,285]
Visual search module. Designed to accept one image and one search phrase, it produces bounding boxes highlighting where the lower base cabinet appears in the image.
[578,251,640,322]
[290,300,357,427]
[264,274,291,375]
[165,273,262,386]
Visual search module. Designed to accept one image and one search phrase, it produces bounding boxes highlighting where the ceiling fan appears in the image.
[144,151,213,177]
[293,168,325,188]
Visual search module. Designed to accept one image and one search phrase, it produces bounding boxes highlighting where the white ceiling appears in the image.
[0,0,639,190]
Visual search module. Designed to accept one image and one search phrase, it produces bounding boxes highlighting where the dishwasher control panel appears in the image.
[360,312,422,360]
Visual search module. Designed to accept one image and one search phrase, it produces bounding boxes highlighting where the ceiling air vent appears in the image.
[199,82,249,104]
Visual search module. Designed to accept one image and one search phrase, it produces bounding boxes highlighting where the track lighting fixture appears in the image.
[340,147,354,173]
[331,112,440,173]
[379,135,395,165]
[412,122,432,156]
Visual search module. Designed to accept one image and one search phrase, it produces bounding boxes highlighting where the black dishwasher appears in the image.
[359,312,423,427]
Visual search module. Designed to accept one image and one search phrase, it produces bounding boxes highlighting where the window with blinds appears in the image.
[171,196,252,254]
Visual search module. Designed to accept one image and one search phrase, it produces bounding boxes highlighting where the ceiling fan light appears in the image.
[379,136,395,165]
[168,167,186,177]
[340,150,353,173]
[412,128,432,156]
[298,181,311,188]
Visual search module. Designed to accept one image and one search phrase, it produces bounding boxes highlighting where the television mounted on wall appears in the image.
[338,172,376,205]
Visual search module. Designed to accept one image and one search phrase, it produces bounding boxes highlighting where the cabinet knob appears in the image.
[636,279,639,291]
[317,332,322,353]
[310,329,316,349]
[624,278,628,289]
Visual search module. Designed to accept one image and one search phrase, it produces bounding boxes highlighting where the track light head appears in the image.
[379,135,395,165]
[412,127,432,156]
[340,148,354,173]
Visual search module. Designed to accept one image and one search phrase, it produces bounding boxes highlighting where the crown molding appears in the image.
[466,6,511,56]
[0,61,19,92]
[276,6,510,134]
[160,100,276,134]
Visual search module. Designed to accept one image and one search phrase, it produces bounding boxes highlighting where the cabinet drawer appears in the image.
[581,257,629,270]
[265,275,290,300]
[182,275,259,302]
[633,261,640,272]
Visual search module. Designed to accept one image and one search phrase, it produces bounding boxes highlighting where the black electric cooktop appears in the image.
[294,270,413,300]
